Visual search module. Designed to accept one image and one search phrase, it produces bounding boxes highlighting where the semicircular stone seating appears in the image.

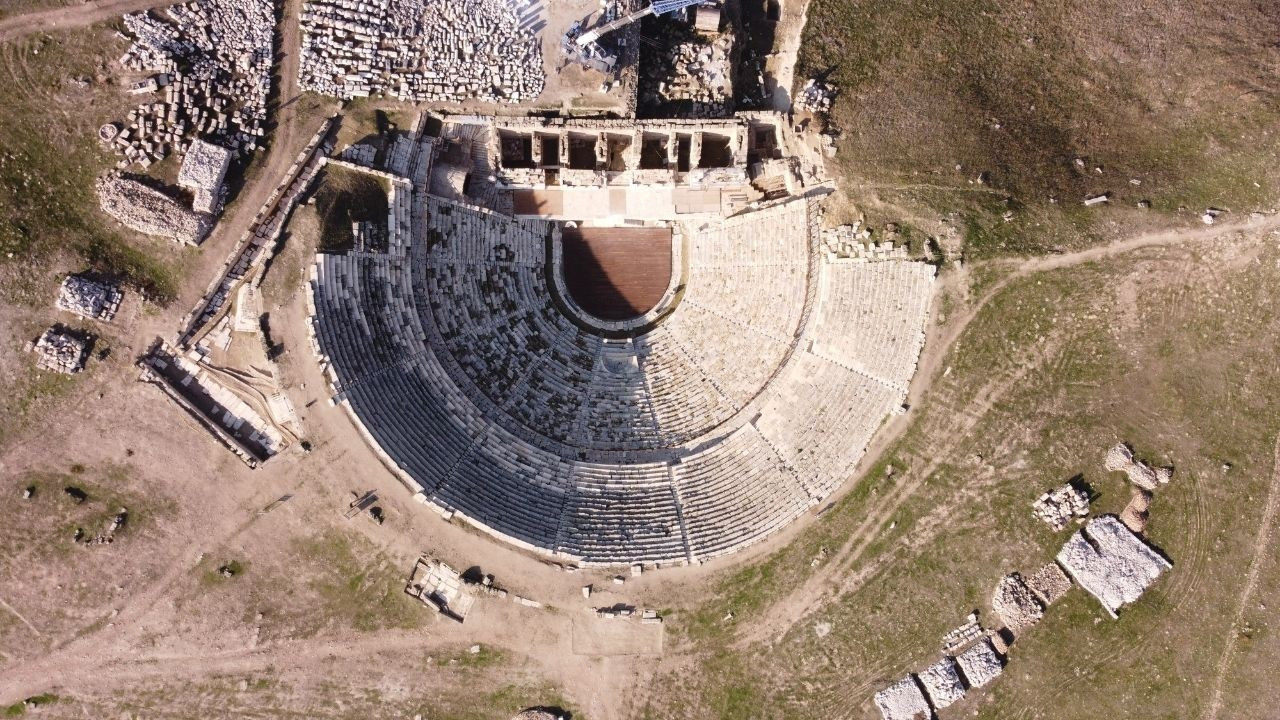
[309,192,935,566]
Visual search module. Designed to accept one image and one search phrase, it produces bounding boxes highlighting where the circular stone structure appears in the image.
[310,194,934,565]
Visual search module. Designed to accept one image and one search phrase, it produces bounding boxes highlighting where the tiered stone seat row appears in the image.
[811,261,935,388]
[634,326,739,441]
[558,462,690,563]
[425,196,545,265]
[753,350,901,498]
[307,190,935,566]
[683,264,806,344]
[688,200,810,267]
[580,342,664,449]
[675,424,812,560]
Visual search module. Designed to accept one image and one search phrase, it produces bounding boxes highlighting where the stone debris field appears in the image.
[299,0,545,102]
[874,446,1175,718]
[56,275,123,322]
[113,0,273,167]
[642,29,734,117]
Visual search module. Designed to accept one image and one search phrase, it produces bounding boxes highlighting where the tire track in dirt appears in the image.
[1005,471,1214,720]
[0,0,173,42]
[1203,433,1280,720]
[734,213,1280,652]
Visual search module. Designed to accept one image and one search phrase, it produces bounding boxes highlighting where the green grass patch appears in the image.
[797,0,1280,256]
[0,27,182,303]
[311,165,389,253]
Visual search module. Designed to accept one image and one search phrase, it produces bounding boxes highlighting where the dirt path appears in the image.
[0,0,172,42]
[737,212,1280,647]
[766,0,811,111]
[1203,432,1280,720]
[172,0,317,319]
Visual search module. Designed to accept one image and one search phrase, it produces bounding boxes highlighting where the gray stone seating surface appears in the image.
[675,424,811,560]
[558,462,690,563]
[689,201,809,267]
[753,350,900,499]
[810,260,934,389]
[580,342,664,449]
[685,265,806,340]
[309,191,935,565]
[632,326,738,441]
[658,303,790,405]
[425,197,544,265]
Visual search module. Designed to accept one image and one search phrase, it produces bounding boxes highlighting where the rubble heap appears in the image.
[642,31,733,118]
[113,0,273,167]
[1025,562,1072,606]
[955,638,1004,688]
[872,675,931,720]
[1031,482,1090,530]
[795,78,836,114]
[991,572,1044,631]
[177,138,234,213]
[1056,515,1171,617]
[96,174,212,244]
[822,223,908,261]
[298,0,545,103]
[56,275,123,322]
[1105,442,1173,490]
[917,657,965,710]
[29,327,89,374]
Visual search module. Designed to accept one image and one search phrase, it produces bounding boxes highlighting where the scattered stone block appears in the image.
[31,327,89,374]
[1032,482,1089,531]
[56,275,123,322]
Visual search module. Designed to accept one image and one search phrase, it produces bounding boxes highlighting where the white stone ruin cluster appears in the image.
[56,275,123,322]
[1104,442,1173,491]
[874,639,1006,720]
[28,328,89,375]
[96,173,212,244]
[112,0,273,167]
[795,78,836,114]
[875,444,1176,719]
[1057,515,1171,618]
[822,223,909,261]
[1031,482,1090,531]
[298,0,545,103]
